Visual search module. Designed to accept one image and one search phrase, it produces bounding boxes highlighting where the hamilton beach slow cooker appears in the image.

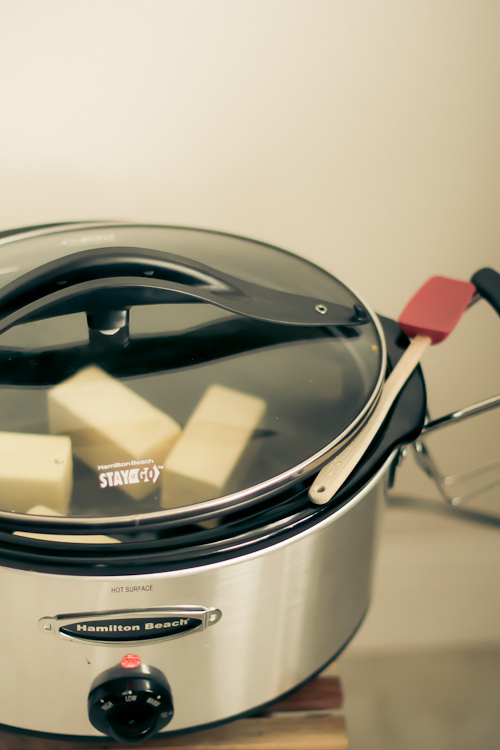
[0,222,497,744]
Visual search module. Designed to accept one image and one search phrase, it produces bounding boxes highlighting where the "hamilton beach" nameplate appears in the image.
[39,606,222,645]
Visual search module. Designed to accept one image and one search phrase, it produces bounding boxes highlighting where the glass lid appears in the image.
[0,223,385,524]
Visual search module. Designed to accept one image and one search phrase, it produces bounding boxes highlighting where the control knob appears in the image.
[88,664,173,743]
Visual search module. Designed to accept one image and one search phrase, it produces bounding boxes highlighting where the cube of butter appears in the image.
[0,432,72,514]
[14,505,119,544]
[48,366,181,499]
[162,384,266,509]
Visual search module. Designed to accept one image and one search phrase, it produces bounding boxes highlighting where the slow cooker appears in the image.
[0,222,497,744]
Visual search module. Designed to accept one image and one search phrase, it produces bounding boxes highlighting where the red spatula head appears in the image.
[398,275,475,344]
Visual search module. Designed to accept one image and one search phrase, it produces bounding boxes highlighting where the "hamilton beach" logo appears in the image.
[40,608,222,644]
[60,617,199,642]
[76,619,189,632]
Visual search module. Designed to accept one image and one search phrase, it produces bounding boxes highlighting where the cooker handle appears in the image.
[401,267,500,517]
[416,266,500,437]
[471,267,500,316]
[0,246,368,334]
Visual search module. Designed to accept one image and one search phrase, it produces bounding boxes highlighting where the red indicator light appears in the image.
[121,654,141,669]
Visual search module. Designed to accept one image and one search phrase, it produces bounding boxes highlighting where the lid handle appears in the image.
[0,247,368,334]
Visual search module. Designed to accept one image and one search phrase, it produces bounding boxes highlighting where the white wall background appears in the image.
[0,1,499,649]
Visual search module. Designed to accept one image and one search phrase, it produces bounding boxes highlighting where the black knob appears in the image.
[88,674,174,744]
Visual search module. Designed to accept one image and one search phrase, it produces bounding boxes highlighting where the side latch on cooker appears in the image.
[38,605,222,645]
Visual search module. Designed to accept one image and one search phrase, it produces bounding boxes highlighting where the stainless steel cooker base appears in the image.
[0,458,388,738]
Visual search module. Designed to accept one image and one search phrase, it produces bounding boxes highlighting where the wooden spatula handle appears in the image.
[309,335,431,504]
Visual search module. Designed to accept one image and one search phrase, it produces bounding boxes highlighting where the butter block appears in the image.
[0,432,72,514]
[162,384,266,509]
[14,505,119,544]
[48,366,181,499]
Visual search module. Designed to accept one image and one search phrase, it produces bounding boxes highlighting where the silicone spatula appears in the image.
[308,275,476,505]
